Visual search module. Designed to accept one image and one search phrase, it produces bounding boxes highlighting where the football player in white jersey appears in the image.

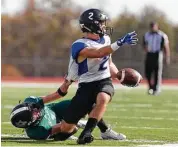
[49,8,138,144]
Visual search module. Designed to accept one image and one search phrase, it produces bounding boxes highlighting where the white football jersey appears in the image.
[66,35,111,83]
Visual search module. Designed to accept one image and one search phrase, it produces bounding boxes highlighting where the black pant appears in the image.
[145,51,163,91]
[63,78,114,124]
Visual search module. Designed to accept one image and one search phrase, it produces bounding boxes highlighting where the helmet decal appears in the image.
[15,120,28,127]
[88,12,94,20]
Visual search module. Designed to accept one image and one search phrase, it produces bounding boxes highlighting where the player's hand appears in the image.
[166,56,170,65]
[117,31,138,46]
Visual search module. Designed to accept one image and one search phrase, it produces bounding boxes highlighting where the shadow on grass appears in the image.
[1,136,104,145]
[2,137,55,143]
[1,137,78,145]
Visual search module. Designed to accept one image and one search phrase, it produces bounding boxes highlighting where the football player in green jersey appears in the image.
[10,95,126,140]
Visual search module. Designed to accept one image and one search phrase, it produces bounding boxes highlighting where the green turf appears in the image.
[1,87,178,146]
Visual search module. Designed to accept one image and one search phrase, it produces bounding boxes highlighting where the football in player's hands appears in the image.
[117,68,142,87]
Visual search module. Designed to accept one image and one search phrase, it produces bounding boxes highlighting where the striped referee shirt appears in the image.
[143,30,169,53]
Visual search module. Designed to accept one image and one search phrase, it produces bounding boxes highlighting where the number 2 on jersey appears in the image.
[99,56,109,71]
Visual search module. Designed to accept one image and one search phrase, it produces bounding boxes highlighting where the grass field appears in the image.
[1,85,178,146]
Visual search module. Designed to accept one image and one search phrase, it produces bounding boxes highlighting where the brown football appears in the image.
[117,68,142,87]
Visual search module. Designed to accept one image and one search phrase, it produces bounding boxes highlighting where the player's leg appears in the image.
[77,78,114,144]
[153,52,163,95]
[51,120,77,141]
[145,66,153,89]
[76,119,108,132]
[153,64,158,93]
[77,92,110,144]
[50,99,78,140]
[51,99,86,141]
[86,101,126,140]
[47,99,79,141]
[90,92,110,120]
[53,84,93,141]
[52,122,78,141]
[97,118,108,133]
[145,55,154,94]
[51,120,76,134]
[77,115,126,140]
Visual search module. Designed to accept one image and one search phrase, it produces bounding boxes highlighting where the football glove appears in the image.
[117,31,138,46]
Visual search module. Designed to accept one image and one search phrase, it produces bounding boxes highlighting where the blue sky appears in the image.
[1,0,178,24]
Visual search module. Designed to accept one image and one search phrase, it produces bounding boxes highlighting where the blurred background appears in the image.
[1,0,178,78]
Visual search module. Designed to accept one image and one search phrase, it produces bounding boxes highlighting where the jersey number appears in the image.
[99,56,109,71]
[88,12,93,20]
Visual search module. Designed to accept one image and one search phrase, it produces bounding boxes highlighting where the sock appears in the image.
[81,118,98,135]
[97,119,108,133]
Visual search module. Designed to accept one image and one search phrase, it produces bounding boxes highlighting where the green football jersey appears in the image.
[24,96,71,140]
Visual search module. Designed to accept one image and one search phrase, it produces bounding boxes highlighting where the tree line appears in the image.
[2,1,178,78]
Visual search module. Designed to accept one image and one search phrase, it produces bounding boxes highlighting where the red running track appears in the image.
[1,77,178,85]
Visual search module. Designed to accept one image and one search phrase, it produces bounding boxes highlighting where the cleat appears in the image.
[153,90,161,96]
[77,132,94,144]
[68,135,78,140]
[148,89,154,95]
[101,128,126,140]
[77,120,87,129]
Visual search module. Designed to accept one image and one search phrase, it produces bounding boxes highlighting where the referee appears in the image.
[143,22,170,95]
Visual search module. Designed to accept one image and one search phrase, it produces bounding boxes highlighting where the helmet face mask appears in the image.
[31,108,41,123]
[79,9,113,37]
[10,102,43,128]
[101,20,113,37]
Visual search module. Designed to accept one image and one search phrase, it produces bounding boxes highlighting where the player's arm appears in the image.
[79,31,138,58]
[109,57,125,81]
[163,34,170,65]
[41,79,72,104]
[109,56,119,79]
[41,63,78,104]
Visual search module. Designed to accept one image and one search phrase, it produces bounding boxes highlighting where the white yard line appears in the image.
[2,121,178,131]
[107,108,178,114]
[2,105,14,109]
[163,103,178,108]
[120,126,178,130]
[138,144,178,147]
[2,134,178,147]
[1,134,27,138]
[2,122,11,124]
[104,115,178,121]
[110,104,153,108]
